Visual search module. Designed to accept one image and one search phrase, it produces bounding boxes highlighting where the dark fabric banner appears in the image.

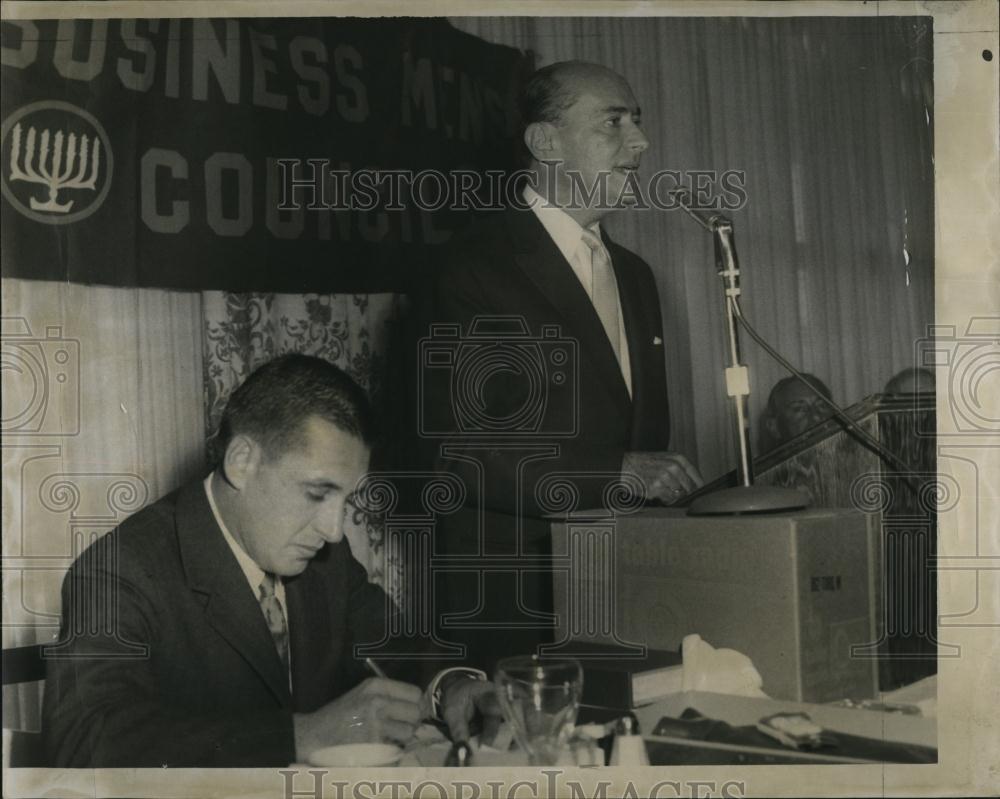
[1,18,528,292]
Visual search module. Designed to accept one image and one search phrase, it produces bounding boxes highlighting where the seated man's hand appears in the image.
[441,678,502,744]
[293,677,422,759]
[623,450,703,503]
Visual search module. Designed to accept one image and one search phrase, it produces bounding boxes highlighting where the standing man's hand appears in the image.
[293,677,422,760]
[623,451,703,503]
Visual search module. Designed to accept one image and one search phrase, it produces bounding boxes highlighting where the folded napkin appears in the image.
[680,634,768,698]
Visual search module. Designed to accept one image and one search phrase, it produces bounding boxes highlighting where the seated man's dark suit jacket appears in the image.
[416,206,671,671]
[42,479,419,768]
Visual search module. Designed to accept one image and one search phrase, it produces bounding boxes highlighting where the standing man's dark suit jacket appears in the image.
[416,205,672,669]
[42,480,403,768]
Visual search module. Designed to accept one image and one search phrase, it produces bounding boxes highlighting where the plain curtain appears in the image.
[1,277,205,730]
[449,16,934,478]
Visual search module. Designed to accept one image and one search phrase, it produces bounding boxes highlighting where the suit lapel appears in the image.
[605,236,672,450]
[505,208,632,411]
[175,481,292,706]
[284,556,336,710]
[605,235,650,436]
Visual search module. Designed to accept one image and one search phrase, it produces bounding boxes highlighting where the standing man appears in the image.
[418,61,702,670]
[43,354,489,767]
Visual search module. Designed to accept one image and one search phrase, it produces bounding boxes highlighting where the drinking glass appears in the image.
[495,655,583,765]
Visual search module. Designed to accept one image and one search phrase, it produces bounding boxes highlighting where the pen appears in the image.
[364,657,387,678]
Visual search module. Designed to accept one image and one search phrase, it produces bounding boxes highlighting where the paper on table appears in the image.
[879,674,937,717]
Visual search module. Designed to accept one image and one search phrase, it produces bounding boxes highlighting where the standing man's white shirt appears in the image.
[523,185,632,395]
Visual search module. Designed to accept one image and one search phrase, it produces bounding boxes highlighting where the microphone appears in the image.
[669,188,731,232]
[670,183,808,514]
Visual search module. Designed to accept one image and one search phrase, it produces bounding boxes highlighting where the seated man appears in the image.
[42,354,489,767]
[758,374,834,453]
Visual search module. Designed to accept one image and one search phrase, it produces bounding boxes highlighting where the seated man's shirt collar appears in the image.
[204,474,267,592]
[204,474,292,684]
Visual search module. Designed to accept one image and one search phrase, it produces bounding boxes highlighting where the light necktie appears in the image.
[258,573,290,676]
[580,228,622,365]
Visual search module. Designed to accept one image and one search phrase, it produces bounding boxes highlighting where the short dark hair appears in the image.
[214,354,373,462]
[517,61,586,166]
[884,367,934,394]
[766,374,832,416]
[519,61,582,129]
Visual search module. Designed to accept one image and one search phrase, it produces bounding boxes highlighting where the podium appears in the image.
[551,507,879,703]
[685,392,939,690]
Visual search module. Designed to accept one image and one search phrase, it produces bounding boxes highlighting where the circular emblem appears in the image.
[1,100,114,225]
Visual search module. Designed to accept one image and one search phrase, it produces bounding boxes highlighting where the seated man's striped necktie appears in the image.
[258,573,290,676]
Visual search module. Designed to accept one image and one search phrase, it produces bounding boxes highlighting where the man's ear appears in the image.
[524,121,558,161]
[221,434,261,491]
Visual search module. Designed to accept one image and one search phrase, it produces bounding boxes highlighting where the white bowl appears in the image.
[307,742,403,767]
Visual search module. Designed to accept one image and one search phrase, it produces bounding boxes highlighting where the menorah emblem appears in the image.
[2,101,113,225]
[8,122,101,213]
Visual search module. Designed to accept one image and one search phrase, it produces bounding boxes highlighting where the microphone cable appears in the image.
[731,296,927,500]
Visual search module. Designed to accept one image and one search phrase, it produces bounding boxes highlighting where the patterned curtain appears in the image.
[200,291,407,596]
[2,283,406,736]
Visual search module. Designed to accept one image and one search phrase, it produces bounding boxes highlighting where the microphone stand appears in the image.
[674,191,808,515]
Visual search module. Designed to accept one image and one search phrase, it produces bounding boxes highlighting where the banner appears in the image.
[0,18,528,292]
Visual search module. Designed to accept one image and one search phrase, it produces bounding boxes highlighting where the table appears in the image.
[297,689,935,768]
